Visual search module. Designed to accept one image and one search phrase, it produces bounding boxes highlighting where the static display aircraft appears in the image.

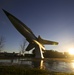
[3,9,58,59]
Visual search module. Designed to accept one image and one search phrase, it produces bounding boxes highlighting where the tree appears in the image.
[0,36,5,52]
[20,39,27,56]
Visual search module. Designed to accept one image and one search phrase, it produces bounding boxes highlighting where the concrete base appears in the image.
[34,45,44,59]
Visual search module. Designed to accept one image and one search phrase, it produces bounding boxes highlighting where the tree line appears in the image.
[43,50,65,58]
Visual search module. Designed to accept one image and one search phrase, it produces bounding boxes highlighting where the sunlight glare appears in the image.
[72,62,74,68]
[68,48,74,55]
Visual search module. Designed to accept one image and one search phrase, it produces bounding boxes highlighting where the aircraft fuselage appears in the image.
[3,10,37,43]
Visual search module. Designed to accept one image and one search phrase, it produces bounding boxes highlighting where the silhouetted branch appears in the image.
[0,36,5,52]
[20,39,27,55]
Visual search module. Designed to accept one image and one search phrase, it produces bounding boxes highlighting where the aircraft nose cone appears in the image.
[2,9,10,16]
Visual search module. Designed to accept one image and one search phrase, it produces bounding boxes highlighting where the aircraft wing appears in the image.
[26,43,35,51]
[41,40,58,45]
[26,39,45,51]
[38,35,58,45]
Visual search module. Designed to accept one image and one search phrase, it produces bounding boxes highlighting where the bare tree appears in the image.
[0,36,5,52]
[20,39,27,56]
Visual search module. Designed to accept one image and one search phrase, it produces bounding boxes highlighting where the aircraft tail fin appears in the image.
[38,35,58,45]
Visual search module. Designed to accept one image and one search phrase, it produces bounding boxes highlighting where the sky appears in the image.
[0,0,74,53]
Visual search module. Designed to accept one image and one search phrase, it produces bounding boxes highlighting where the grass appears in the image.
[0,65,49,75]
[0,66,74,75]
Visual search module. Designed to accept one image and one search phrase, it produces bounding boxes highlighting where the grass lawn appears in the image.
[0,65,74,75]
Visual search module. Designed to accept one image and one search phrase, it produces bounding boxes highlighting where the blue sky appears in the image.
[0,0,74,53]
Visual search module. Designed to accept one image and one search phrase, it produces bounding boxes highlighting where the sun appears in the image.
[68,48,74,55]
